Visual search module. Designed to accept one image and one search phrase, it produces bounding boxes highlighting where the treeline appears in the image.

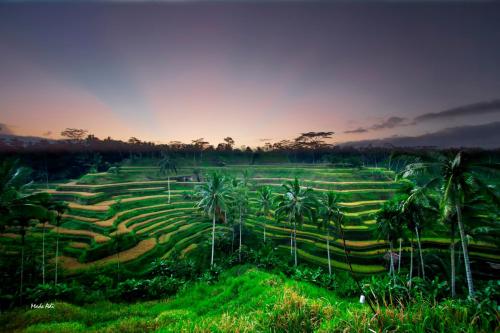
[1,128,498,182]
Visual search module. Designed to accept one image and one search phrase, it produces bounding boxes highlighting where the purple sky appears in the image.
[1,1,500,147]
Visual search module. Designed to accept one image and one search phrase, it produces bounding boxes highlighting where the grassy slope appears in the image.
[1,266,487,333]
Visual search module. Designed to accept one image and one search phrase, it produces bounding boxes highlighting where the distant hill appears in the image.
[340,122,500,149]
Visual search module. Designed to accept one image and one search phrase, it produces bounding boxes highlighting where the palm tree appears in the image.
[256,186,273,243]
[226,176,250,262]
[376,197,405,278]
[317,192,341,276]
[109,232,127,282]
[399,181,441,284]
[235,185,249,262]
[159,152,178,204]
[48,201,68,286]
[401,151,498,297]
[195,173,229,267]
[275,178,316,267]
[0,159,52,301]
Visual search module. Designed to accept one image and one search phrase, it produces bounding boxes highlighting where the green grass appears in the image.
[1,266,491,333]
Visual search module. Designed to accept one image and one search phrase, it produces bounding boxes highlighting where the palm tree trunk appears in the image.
[389,239,395,277]
[239,207,242,262]
[456,204,474,297]
[398,238,402,273]
[415,226,425,280]
[231,225,234,253]
[409,235,414,288]
[20,231,25,304]
[451,226,456,298]
[42,222,46,285]
[293,221,298,267]
[338,221,377,316]
[55,225,60,285]
[167,175,171,204]
[326,228,331,276]
[211,213,216,267]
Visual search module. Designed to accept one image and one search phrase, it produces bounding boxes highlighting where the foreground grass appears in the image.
[1,266,494,333]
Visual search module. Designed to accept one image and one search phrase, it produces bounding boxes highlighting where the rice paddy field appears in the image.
[2,164,497,278]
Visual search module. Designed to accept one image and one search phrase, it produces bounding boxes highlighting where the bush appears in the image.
[150,258,197,280]
[26,283,84,304]
[198,264,222,284]
[115,277,183,301]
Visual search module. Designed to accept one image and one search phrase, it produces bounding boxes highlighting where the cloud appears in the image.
[340,121,500,149]
[344,127,368,134]
[344,116,411,134]
[344,98,500,135]
[43,131,53,137]
[370,116,409,130]
[414,99,500,123]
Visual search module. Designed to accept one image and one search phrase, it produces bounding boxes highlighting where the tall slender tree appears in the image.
[256,186,273,243]
[195,173,229,267]
[275,178,316,267]
[317,192,341,276]
[159,152,178,204]
[48,201,68,286]
[376,197,405,278]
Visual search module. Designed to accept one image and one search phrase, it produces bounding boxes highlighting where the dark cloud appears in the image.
[414,99,500,123]
[344,127,368,134]
[344,116,410,134]
[370,116,408,130]
[341,121,500,149]
[345,99,500,135]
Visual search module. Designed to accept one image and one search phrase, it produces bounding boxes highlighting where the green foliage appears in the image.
[26,283,83,304]
[115,277,182,301]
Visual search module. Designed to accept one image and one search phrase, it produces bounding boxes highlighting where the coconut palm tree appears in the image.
[275,178,316,267]
[256,186,273,243]
[195,173,229,267]
[376,197,405,278]
[317,192,341,276]
[48,201,68,286]
[401,151,498,297]
[159,152,178,204]
[109,232,128,282]
[0,159,52,301]
[227,176,250,262]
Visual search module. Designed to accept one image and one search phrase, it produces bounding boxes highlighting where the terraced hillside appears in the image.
[5,164,498,277]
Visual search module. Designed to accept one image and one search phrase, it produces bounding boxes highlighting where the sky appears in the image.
[1,1,500,147]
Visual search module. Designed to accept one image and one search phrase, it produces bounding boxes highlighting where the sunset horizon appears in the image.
[2,1,499,148]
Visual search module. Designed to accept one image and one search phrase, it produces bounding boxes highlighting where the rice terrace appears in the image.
[1,0,500,332]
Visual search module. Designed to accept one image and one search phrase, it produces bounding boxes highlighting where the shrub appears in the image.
[115,277,183,301]
[147,277,183,299]
[150,258,197,280]
[26,283,84,304]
